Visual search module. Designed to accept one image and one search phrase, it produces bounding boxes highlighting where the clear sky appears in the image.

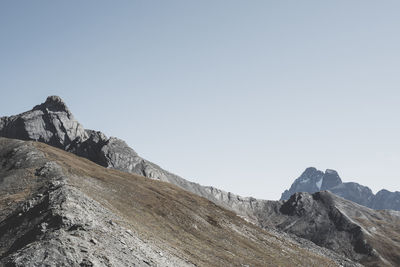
[1,1,399,200]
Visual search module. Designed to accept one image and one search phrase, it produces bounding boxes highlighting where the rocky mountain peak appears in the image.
[321,169,342,190]
[301,167,320,176]
[371,189,400,210]
[280,167,324,200]
[325,169,338,175]
[45,95,65,105]
[0,96,186,187]
[0,96,87,149]
[281,167,400,211]
[33,95,71,116]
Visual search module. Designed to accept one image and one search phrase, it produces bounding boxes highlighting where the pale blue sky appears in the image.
[1,1,399,199]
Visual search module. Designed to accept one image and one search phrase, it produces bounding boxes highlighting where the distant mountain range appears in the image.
[281,167,400,211]
[1,96,399,266]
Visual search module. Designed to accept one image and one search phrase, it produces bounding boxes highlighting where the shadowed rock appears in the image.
[255,191,400,266]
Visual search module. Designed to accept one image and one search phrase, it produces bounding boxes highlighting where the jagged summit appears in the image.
[302,167,322,176]
[32,95,72,115]
[44,95,67,107]
[281,167,400,211]
[0,96,145,173]
[321,169,342,190]
[46,95,65,103]
[0,96,86,148]
[280,167,325,200]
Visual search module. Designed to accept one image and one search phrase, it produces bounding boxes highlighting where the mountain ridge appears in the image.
[0,96,264,221]
[281,167,400,211]
[0,137,357,266]
[1,96,400,266]
[257,190,400,266]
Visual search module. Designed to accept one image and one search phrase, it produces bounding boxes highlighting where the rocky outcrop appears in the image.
[255,191,400,266]
[0,96,87,149]
[281,167,400,211]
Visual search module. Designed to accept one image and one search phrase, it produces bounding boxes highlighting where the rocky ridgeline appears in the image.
[1,96,400,266]
[1,138,361,267]
[281,167,400,211]
[2,96,398,217]
[256,191,400,266]
[0,139,190,266]
[0,96,262,219]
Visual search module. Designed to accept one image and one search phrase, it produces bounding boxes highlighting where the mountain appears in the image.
[0,96,258,220]
[1,96,400,266]
[281,167,400,211]
[0,137,357,266]
[371,189,400,210]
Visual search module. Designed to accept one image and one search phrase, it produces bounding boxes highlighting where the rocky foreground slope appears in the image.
[281,167,400,211]
[0,138,358,266]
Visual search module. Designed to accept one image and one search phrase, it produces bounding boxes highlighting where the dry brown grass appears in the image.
[0,139,42,221]
[33,141,338,267]
[354,214,400,266]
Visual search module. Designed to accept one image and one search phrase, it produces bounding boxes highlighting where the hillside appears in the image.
[0,138,357,266]
[255,192,400,266]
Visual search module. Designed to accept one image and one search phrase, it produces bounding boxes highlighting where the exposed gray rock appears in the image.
[321,169,342,190]
[280,167,325,200]
[0,96,87,149]
[330,182,374,207]
[254,191,400,266]
[371,189,400,210]
[281,167,400,211]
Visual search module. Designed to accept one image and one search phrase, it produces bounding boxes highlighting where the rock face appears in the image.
[255,191,400,266]
[0,96,87,149]
[0,138,358,267]
[281,167,400,211]
[371,189,400,210]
